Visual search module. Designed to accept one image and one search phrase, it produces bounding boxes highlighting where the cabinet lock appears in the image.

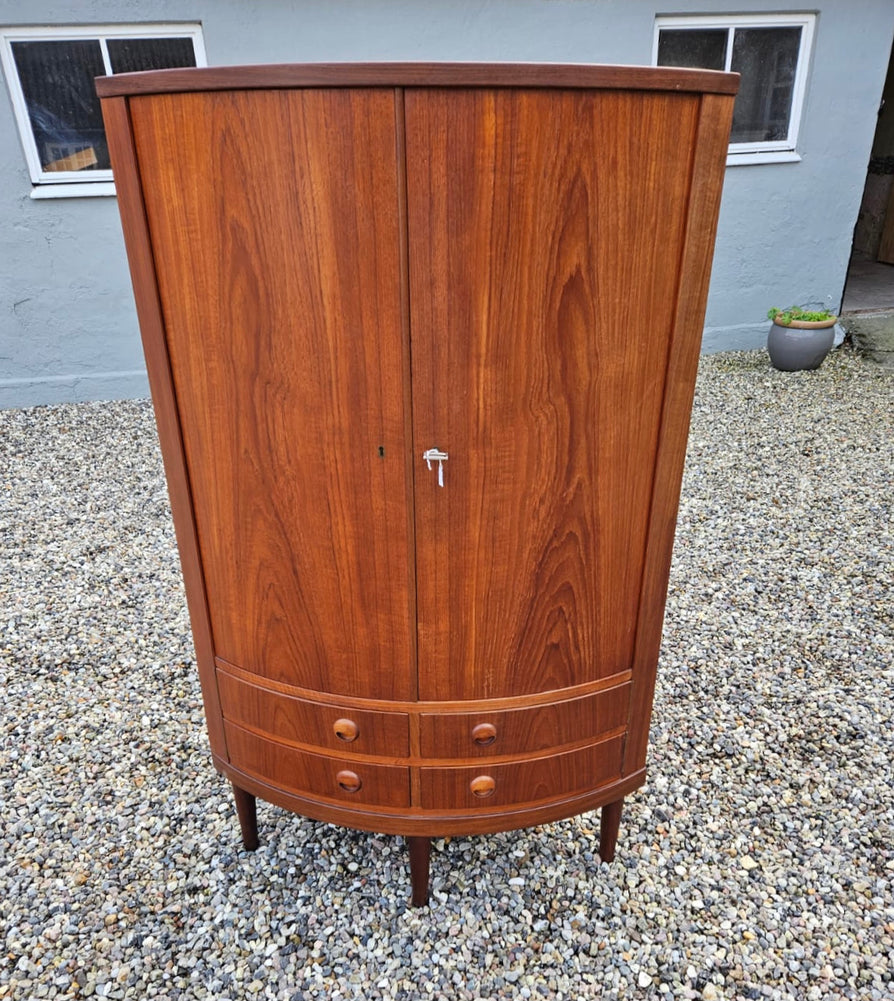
[422,448,448,487]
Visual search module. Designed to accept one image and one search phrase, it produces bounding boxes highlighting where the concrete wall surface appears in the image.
[1,0,893,406]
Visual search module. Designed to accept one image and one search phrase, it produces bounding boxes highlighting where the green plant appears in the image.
[767,305,837,325]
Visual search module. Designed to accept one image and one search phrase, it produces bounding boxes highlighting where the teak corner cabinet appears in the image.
[98,62,737,905]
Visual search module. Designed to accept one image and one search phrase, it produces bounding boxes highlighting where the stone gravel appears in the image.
[1,346,892,1001]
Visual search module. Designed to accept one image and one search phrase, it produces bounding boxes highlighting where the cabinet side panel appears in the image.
[100,96,226,760]
[129,89,414,701]
[624,93,736,774]
[407,88,699,701]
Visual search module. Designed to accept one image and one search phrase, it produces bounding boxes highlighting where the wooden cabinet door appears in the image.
[406,88,702,701]
[130,89,416,701]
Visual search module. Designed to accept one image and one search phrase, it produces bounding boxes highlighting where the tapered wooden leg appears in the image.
[599,797,623,862]
[232,783,259,851]
[408,836,431,907]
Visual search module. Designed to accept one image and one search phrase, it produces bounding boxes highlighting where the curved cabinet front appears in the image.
[99,63,736,889]
[216,662,633,833]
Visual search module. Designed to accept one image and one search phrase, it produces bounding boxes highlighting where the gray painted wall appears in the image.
[1,0,893,406]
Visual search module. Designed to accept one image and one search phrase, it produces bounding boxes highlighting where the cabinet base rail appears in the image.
[229,782,626,905]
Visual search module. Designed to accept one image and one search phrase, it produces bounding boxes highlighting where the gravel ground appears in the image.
[1,346,892,1001]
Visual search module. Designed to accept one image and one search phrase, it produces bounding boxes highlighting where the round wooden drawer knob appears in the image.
[333,718,359,742]
[336,770,362,793]
[471,722,497,746]
[470,775,496,799]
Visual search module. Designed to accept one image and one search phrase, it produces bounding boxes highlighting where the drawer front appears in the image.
[224,721,411,808]
[418,733,625,810]
[217,670,410,756]
[419,682,630,758]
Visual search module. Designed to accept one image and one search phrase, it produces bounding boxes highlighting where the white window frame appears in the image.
[0,23,206,198]
[653,13,816,166]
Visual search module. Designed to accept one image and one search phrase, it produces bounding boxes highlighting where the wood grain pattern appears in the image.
[624,93,736,773]
[215,654,630,713]
[129,89,415,700]
[218,752,647,836]
[96,62,739,99]
[877,182,894,264]
[99,97,227,760]
[216,669,410,757]
[101,70,736,848]
[223,721,411,808]
[407,88,700,700]
[418,734,625,811]
[418,682,630,758]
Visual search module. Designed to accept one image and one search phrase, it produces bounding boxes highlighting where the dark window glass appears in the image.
[11,34,197,177]
[107,37,196,74]
[658,25,803,145]
[12,39,109,171]
[657,29,728,71]
[730,27,802,143]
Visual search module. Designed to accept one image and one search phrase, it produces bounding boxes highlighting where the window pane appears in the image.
[657,29,728,71]
[11,39,109,171]
[730,27,802,143]
[107,37,196,74]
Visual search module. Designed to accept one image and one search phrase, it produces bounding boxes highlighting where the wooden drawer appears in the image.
[418,733,625,810]
[224,721,411,808]
[217,670,410,756]
[419,682,630,758]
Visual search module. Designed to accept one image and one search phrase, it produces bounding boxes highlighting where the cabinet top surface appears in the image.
[95,62,739,99]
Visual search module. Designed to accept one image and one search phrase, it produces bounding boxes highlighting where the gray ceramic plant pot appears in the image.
[767,318,836,372]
